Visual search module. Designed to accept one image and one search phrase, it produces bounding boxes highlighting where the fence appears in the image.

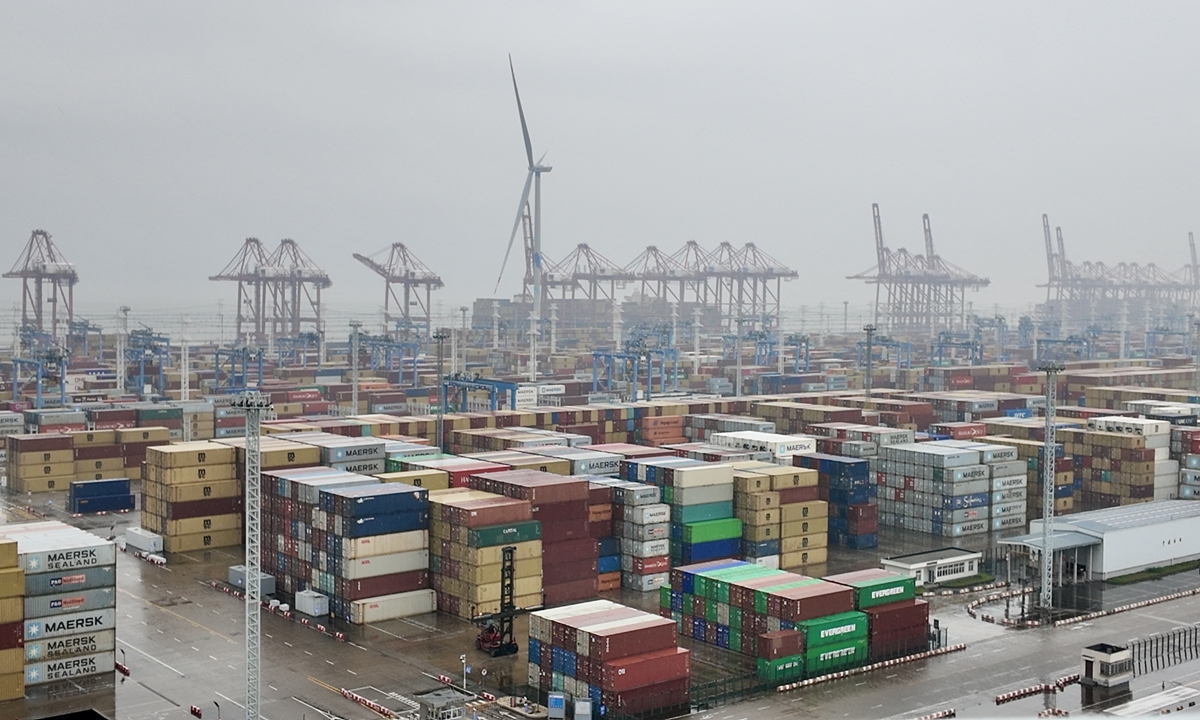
[1129,623,1200,677]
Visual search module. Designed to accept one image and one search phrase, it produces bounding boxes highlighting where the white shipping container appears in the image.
[992,513,1027,531]
[621,504,670,525]
[25,588,116,618]
[672,484,734,505]
[342,530,428,559]
[710,431,816,457]
[670,464,735,488]
[350,588,436,624]
[25,651,114,685]
[295,589,329,617]
[25,608,116,641]
[25,629,116,662]
[991,474,1027,491]
[343,550,430,580]
[123,527,164,554]
[752,555,781,570]
[619,522,670,541]
[620,538,670,558]
[620,572,668,592]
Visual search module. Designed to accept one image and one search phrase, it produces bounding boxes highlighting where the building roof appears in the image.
[998,530,1100,552]
[883,547,982,565]
[1046,499,1200,536]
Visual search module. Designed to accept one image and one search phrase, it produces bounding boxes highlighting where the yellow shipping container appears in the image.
[74,457,125,473]
[781,547,827,568]
[162,529,242,553]
[0,671,22,702]
[117,427,171,443]
[146,442,237,468]
[0,568,22,599]
[780,500,829,523]
[66,430,117,446]
[0,540,16,569]
[374,469,450,490]
[14,449,73,466]
[147,463,237,485]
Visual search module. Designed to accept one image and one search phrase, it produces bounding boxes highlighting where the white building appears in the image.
[1001,500,1200,581]
[881,548,983,587]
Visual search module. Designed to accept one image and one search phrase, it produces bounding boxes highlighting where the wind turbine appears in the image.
[495,55,552,382]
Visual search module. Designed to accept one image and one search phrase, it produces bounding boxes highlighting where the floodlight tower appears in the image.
[1038,362,1064,612]
[231,391,273,720]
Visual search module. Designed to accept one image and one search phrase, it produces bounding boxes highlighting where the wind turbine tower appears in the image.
[495,56,552,382]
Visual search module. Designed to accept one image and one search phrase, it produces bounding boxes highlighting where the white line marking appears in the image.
[117,639,186,677]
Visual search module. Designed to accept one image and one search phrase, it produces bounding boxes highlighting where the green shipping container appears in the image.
[845,576,916,609]
[138,407,183,420]
[705,599,718,623]
[755,578,820,615]
[797,611,869,649]
[729,606,742,630]
[729,632,742,653]
[682,518,743,544]
[659,586,672,609]
[467,520,542,548]
[709,566,777,602]
[805,638,868,676]
[662,486,675,504]
[672,501,734,524]
[757,654,804,682]
[430,555,443,574]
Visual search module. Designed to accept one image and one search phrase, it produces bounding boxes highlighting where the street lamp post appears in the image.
[863,325,877,399]
[433,329,449,451]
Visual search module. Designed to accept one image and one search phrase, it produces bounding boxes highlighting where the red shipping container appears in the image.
[777,486,819,504]
[587,616,677,661]
[165,496,243,520]
[599,647,689,693]
[8,434,72,453]
[0,621,21,650]
[543,538,598,565]
[865,599,929,634]
[543,577,598,605]
[73,445,124,460]
[773,582,855,622]
[756,629,803,660]
[543,559,598,585]
[848,517,878,535]
[337,570,429,600]
[602,677,689,716]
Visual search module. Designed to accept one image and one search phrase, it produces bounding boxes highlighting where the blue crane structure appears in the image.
[785,333,811,373]
[11,345,68,408]
[363,334,421,386]
[441,373,519,412]
[856,335,912,369]
[931,331,984,366]
[125,327,171,396]
[215,347,265,393]
[1035,335,1092,363]
[67,319,103,361]
[276,332,323,367]
[1144,327,1189,357]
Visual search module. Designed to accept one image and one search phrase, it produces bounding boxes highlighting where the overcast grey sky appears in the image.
[2,2,1198,327]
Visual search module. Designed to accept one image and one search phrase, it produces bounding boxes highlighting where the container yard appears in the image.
[8,6,1200,720]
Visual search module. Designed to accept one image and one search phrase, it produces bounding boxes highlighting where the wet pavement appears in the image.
[0,488,1195,719]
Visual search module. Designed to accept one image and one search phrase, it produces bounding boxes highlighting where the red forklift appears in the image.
[472,546,541,657]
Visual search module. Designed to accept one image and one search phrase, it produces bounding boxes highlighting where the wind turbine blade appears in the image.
[495,170,535,293]
[537,150,548,165]
[509,55,535,169]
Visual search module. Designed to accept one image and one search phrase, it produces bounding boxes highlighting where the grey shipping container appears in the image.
[25,587,116,618]
[25,565,116,597]
[22,543,117,575]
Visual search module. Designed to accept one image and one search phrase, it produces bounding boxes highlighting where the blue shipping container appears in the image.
[69,478,131,501]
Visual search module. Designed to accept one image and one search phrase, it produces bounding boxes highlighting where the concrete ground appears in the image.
[0,487,1197,719]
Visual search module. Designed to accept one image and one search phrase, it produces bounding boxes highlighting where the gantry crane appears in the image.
[352,243,443,341]
[4,230,78,342]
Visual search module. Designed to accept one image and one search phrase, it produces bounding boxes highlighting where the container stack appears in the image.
[135,406,183,441]
[636,415,686,447]
[5,521,117,691]
[289,434,387,476]
[118,427,171,479]
[733,463,827,569]
[797,454,877,550]
[871,441,1026,538]
[68,479,135,515]
[527,600,689,715]
[7,435,73,493]
[316,482,432,623]
[213,404,247,439]
[587,484,621,592]
[977,436,1071,519]
[69,430,126,484]
[142,442,242,553]
[0,538,20,701]
[593,479,667,593]
[262,467,435,622]
[469,470,597,605]
[624,457,741,566]
[663,560,859,676]
[428,488,542,619]
[0,411,24,440]
[823,569,926,662]
[682,414,775,442]
[1065,417,1178,508]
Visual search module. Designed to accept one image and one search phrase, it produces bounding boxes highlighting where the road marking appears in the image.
[284,642,293,647]
[265,633,273,638]
[347,669,357,675]
[173,638,181,643]
[886,674,897,679]
[872,705,883,709]
[326,660,334,665]
[118,639,186,677]
[119,587,236,645]
[305,650,313,656]
[191,647,199,652]
[348,642,368,651]
[215,692,243,708]
[269,685,278,691]
[209,655,218,661]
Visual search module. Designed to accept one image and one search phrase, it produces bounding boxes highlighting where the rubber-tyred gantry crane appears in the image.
[4,230,78,341]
